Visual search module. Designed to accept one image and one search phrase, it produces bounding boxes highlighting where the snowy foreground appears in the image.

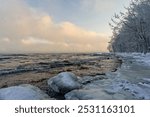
[65,53,150,100]
[104,53,150,99]
[0,53,150,100]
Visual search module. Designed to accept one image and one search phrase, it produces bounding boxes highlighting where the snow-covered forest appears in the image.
[108,0,150,53]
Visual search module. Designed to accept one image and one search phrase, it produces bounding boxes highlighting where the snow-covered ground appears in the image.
[66,53,150,100]
[116,53,150,66]
[106,53,150,99]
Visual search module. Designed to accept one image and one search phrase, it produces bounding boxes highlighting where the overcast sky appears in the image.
[0,0,130,53]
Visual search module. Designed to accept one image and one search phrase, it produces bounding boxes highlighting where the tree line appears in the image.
[108,0,150,54]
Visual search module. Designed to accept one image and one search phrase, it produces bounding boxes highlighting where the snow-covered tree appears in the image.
[108,0,150,53]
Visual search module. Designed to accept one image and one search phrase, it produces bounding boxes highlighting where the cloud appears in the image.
[21,37,54,45]
[2,37,10,43]
[0,0,109,53]
[80,0,117,13]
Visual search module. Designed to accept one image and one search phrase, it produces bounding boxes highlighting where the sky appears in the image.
[0,0,130,53]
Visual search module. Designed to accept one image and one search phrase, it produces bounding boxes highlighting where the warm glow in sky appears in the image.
[0,0,130,53]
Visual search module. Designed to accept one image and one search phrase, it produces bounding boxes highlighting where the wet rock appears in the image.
[0,84,51,100]
[47,72,81,94]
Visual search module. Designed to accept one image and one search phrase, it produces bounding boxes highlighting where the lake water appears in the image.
[0,53,119,93]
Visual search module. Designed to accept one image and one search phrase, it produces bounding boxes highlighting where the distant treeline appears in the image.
[108,0,150,53]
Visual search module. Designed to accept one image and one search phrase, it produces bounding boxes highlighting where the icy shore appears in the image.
[0,53,150,100]
[65,53,150,100]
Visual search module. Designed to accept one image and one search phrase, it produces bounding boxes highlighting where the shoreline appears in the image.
[0,53,122,99]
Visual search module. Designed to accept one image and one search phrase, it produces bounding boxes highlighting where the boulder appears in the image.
[0,84,51,100]
[47,72,81,94]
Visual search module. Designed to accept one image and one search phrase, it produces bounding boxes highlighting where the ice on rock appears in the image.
[47,72,81,94]
[0,84,51,100]
[65,89,113,100]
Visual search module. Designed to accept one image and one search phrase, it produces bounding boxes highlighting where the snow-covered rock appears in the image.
[65,89,113,100]
[65,88,128,100]
[0,84,51,100]
[47,72,81,94]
